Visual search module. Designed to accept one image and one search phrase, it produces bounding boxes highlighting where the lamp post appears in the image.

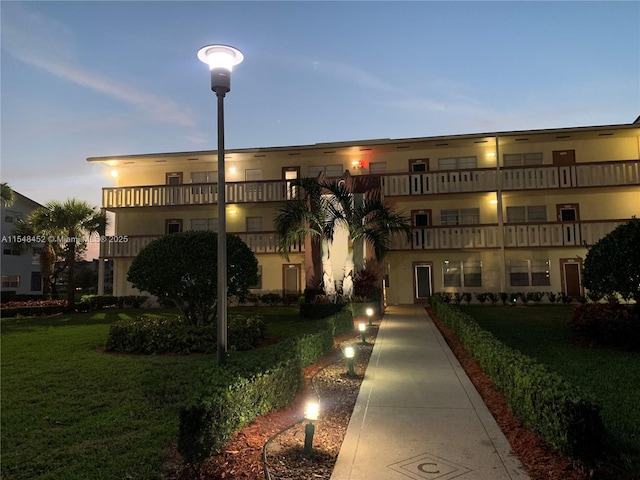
[344,345,355,377]
[198,44,244,365]
[304,401,320,455]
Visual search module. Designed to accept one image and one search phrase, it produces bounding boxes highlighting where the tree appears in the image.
[127,231,258,326]
[275,176,411,300]
[321,180,411,298]
[17,200,107,305]
[275,178,333,294]
[583,218,640,302]
[1,183,16,207]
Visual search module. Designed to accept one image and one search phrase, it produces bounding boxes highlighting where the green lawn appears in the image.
[1,307,304,480]
[460,305,640,477]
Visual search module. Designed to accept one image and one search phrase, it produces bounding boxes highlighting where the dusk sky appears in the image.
[2,1,639,213]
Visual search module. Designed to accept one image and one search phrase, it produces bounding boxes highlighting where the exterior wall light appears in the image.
[304,401,320,455]
[358,322,367,344]
[344,345,355,377]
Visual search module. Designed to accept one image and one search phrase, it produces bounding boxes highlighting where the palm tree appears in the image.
[23,200,107,307]
[321,179,411,299]
[1,183,16,207]
[275,178,335,296]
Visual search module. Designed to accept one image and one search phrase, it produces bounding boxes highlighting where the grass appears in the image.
[460,304,640,477]
[1,306,305,480]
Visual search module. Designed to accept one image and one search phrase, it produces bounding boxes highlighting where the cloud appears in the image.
[1,3,195,127]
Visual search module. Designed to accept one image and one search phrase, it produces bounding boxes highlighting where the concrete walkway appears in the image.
[330,304,530,480]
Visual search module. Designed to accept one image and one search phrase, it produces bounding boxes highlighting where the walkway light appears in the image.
[344,345,355,377]
[358,322,367,344]
[366,307,374,325]
[304,401,320,455]
[197,44,243,366]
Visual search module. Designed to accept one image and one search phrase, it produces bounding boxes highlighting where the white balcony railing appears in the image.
[100,232,303,258]
[390,220,625,251]
[382,160,640,197]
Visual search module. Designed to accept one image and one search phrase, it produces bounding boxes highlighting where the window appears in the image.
[166,172,182,185]
[509,259,550,287]
[410,159,428,172]
[191,171,216,183]
[437,156,477,170]
[369,162,387,174]
[308,164,344,178]
[245,169,263,181]
[440,208,479,226]
[191,218,217,231]
[442,261,482,288]
[166,219,183,234]
[31,272,42,292]
[2,275,20,288]
[414,212,430,227]
[506,206,547,223]
[503,153,543,167]
[246,217,263,232]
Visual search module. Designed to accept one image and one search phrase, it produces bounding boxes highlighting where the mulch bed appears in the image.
[164,308,629,480]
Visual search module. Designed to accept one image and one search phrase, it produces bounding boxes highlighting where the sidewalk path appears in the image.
[330,304,530,480]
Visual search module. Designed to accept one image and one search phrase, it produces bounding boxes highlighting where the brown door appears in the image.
[283,264,301,296]
[282,167,300,199]
[560,259,582,298]
[552,150,576,166]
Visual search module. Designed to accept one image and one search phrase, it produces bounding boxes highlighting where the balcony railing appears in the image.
[382,160,640,197]
[100,232,304,258]
[390,220,626,251]
[102,179,297,209]
[102,160,639,208]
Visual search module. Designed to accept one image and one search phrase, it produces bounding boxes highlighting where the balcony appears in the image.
[102,179,296,209]
[382,159,640,197]
[390,220,626,251]
[100,232,304,258]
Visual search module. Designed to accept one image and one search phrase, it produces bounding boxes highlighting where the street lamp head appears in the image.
[197,44,243,93]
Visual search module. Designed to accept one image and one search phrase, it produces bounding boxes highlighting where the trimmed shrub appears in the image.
[0,299,67,317]
[105,314,265,354]
[430,297,604,460]
[177,309,354,464]
[571,303,639,351]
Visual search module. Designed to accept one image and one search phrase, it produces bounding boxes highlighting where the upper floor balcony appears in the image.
[100,219,625,259]
[101,159,640,209]
[390,219,626,251]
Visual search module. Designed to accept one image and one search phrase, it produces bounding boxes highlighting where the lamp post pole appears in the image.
[198,44,243,365]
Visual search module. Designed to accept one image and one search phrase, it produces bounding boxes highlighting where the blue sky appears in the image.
[2,0,639,212]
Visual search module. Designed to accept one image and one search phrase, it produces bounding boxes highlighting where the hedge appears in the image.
[105,314,266,355]
[177,309,354,464]
[430,297,604,460]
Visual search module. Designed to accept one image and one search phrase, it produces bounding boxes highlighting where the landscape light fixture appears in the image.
[358,322,367,344]
[366,307,374,326]
[344,345,355,377]
[198,44,243,365]
[304,401,320,455]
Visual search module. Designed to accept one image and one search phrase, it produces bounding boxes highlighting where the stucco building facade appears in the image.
[88,122,640,305]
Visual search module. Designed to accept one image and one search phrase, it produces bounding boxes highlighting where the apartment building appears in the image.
[87,122,640,305]
[1,191,44,297]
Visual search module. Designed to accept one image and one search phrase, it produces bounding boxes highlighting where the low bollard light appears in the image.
[358,322,367,344]
[366,307,374,326]
[344,345,355,377]
[304,401,319,455]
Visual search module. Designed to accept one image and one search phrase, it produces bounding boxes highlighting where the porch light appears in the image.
[304,401,320,455]
[198,44,244,366]
[344,345,355,377]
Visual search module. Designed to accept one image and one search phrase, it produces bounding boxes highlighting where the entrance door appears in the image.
[413,262,433,303]
[552,150,576,166]
[282,167,300,199]
[283,264,301,296]
[557,204,581,245]
[560,259,582,299]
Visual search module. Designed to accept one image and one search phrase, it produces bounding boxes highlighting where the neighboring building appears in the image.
[87,122,640,305]
[0,191,43,297]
